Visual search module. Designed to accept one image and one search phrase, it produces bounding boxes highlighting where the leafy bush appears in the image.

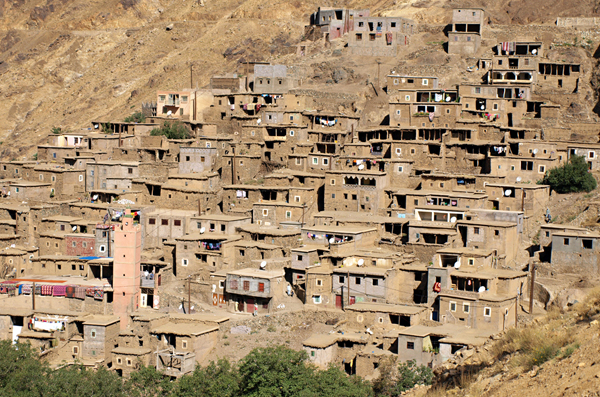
[150,121,191,140]
[124,112,146,123]
[539,155,597,193]
[51,126,62,134]
[372,358,433,396]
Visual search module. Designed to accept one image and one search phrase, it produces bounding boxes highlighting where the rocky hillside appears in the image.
[2,0,600,159]
[406,288,600,396]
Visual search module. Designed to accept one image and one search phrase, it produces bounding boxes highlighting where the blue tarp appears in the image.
[79,256,101,260]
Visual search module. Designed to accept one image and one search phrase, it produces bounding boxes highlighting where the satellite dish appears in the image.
[516,176,522,182]
[358,164,364,170]
[480,105,485,110]
[260,261,267,269]
[358,259,365,266]
[167,110,172,116]
[329,237,335,244]
[72,226,77,231]
[454,261,461,269]
[505,189,512,196]
[533,148,538,154]
[478,286,485,293]
[92,195,98,200]
[450,216,457,223]
[199,227,205,234]
[532,49,537,55]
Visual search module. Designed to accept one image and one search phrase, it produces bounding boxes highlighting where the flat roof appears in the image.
[82,315,120,326]
[303,333,338,348]
[456,220,517,228]
[151,323,219,336]
[302,225,377,234]
[112,347,152,355]
[227,268,285,278]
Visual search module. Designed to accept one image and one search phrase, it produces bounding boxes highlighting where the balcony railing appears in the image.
[141,275,155,288]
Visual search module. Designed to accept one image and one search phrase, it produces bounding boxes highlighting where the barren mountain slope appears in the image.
[1,0,600,159]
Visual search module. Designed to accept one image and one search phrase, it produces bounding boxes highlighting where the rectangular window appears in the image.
[407,342,415,350]
[564,238,570,245]
[312,158,318,165]
[313,295,321,304]
[484,307,492,317]
[583,239,593,249]
[473,227,480,235]
[355,277,361,285]
[174,220,181,226]
[372,279,379,286]
[243,281,250,291]
[339,276,345,283]
[322,158,329,165]
[316,279,323,286]
[422,79,428,86]
[286,211,292,219]
[161,219,169,226]
[258,282,265,292]
[450,301,457,312]
[262,209,268,216]
[463,303,470,313]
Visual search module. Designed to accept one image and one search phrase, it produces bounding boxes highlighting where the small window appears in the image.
[474,227,480,235]
[182,340,188,349]
[126,359,132,367]
[372,279,379,286]
[322,158,329,165]
[286,211,292,219]
[239,249,245,257]
[422,79,428,86]
[330,179,335,185]
[539,165,546,173]
[398,166,403,172]
[182,259,189,266]
[484,307,492,317]
[313,295,321,304]
[494,230,500,236]
[316,279,323,286]
[258,282,265,292]
[99,245,106,252]
[312,158,318,165]
[262,209,268,216]
[564,238,570,245]
[407,342,415,350]
[116,357,122,364]
[339,276,345,283]
[450,301,457,312]
[355,277,361,285]
[91,330,97,338]
[174,220,181,226]
[583,239,593,249]
[468,258,474,266]
[290,130,295,136]
[160,219,169,226]
[128,168,133,174]
[463,303,470,313]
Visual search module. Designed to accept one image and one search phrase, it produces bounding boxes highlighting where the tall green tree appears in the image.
[237,346,315,397]
[0,340,47,397]
[174,358,240,397]
[126,364,173,397]
[540,155,597,193]
[124,112,146,123]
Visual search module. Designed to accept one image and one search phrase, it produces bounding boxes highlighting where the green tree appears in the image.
[43,365,126,397]
[174,358,240,397]
[0,340,47,396]
[51,127,62,134]
[124,112,146,123]
[150,121,191,140]
[237,346,315,397]
[125,364,173,397]
[540,155,597,193]
[311,365,374,397]
[372,358,433,397]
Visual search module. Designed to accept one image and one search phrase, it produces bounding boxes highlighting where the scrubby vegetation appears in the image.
[150,121,191,140]
[540,155,597,193]
[124,112,146,123]
[372,358,433,396]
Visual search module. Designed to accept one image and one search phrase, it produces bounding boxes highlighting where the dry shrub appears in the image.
[573,287,600,319]
[490,317,574,371]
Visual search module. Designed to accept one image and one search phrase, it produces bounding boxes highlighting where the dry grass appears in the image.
[490,312,574,371]
[573,287,600,319]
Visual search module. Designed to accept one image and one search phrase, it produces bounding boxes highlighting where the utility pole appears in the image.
[190,64,193,89]
[529,263,536,315]
[341,285,344,311]
[32,282,36,310]
[376,60,382,88]
[188,276,191,315]
[515,294,518,328]
[302,203,306,226]
[521,188,525,212]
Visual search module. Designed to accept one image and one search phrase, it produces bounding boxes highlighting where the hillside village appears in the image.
[1,5,600,381]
